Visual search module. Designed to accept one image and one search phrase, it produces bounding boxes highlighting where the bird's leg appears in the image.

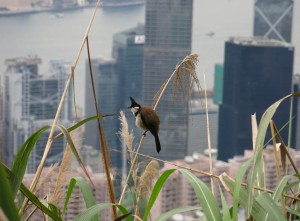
[143,130,149,136]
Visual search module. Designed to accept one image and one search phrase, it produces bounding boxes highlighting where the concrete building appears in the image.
[218,37,295,161]
[112,23,145,106]
[142,0,193,161]
[253,0,293,42]
[188,97,218,156]
[84,57,121,168]
[1,56,72,172]
[213,63,224,105]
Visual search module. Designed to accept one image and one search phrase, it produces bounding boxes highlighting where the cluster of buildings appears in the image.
[0,0,299,219]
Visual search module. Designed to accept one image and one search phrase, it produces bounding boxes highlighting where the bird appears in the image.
[128,96,161,153]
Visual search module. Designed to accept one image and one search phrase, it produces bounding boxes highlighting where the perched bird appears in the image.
[128,97,161,153]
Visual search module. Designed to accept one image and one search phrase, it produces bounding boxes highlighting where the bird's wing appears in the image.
[140,107,160,133]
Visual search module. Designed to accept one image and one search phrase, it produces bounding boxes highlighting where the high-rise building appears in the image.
[213,63,224,105]
[112,23,145,105]
[188,98,219,156]
[84,57,121,168]
[2,56,72,172]
[253,0,293,42]
[218,37,295,161]
[142,0,193,160]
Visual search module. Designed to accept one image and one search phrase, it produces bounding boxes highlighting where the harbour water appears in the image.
[0,0,299,109]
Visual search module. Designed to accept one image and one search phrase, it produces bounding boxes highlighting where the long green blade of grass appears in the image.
[9,126,50,198]
[154,206,200,221]
[55,125,93,184]
[54,115,113,140]
[179,169,222,221]
[64,177,98,221]
[219,173,262,220]
[74,204,130,221]
[247,92,300,219]
[273,175,292,202]
[0,163,20,221]
[218,184,231,221]
[256,192,287,221]
[1,162,62,221]
[143,169,176,220]
[232,157,253,221]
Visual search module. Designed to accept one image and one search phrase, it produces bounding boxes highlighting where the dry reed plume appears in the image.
[119,53,200,205]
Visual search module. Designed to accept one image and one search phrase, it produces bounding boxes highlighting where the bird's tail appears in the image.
[154,133,161,153]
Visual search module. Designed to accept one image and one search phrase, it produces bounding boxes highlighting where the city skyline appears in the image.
[1,56,72,172]
[0,1,300,219]
[0,0,298,169]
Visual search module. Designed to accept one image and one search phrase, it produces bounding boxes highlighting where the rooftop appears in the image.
[228,36,294,48]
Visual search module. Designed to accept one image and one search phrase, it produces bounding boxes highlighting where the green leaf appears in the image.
[63,178,77,214]
[65,177,98,221]
[247,92,300,219]
[218,184,231,221]
[154,206,200,221]
[256,192,287,221]
[143,169,176,220]
[179,169,222,221]
[55,115,113,140]
[0,163,20,221]
[219,173,263,220]
[232,157,253,221]
[9,126,50,198]
[1,162,62,221]
[74,204,130,221]
[273,175,292,202]
[55,125,93,184]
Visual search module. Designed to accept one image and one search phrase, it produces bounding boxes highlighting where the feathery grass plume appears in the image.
[25,164,58,218]
[152,53,200,109]
[34,163,59,196]
[119,54,200,204]
[135,160,159,219]
[137,160,159,198]
[118,111,135,162]
[50,135,74,208]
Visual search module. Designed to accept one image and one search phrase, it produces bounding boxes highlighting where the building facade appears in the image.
[142,0,193,161]
[188,98,219,156]
[112,23,145,105]
[2,56,72,172]
[84,57,121,168]
[218,37,295,161]
[253,0,293,42]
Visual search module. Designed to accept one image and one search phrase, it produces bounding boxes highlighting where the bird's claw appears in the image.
[143,130,148,136]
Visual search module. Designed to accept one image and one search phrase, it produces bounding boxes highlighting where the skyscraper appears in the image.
[142,0,193,160]
[112,24,145,105]
[218,37,295,161]
[253,0,293,42]
[84,57,121,168]
[2,56,72,172]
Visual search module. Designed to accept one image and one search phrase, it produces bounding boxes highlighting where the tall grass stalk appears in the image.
[119,54,199,204]
[86,35,117,218]
[203,73,214,195]
[26,0,101,197]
